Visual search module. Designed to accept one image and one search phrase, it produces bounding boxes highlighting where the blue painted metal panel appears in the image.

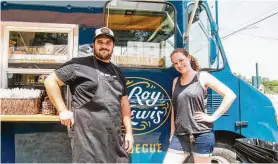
[1,1,104,13]
[122,67,179,163]
[169,0,185,48]
[239,79,278,142]
[1,123,15,163]
[211,71,240,133]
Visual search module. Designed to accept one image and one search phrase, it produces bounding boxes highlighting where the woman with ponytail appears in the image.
[163,48,236,164]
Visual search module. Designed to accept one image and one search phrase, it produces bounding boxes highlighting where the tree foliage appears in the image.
[263,80,278,94]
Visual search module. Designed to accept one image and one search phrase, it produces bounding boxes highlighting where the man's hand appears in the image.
[59,110,74,128]
[125,133,134,153]
[120,96,133,153]
[44,72,74,128]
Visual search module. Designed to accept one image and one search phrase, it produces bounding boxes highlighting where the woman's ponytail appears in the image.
[189,55,200,71]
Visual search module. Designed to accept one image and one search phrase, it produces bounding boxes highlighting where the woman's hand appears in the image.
[169,134,174,142]
[194,112,216,123]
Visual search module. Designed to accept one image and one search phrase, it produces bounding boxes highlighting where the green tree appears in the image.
[263,80,278,94]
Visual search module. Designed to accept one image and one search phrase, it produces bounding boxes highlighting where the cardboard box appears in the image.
[111,46,121,63]
[127,41,143,57]
[113,46,122,56]
[143,42,160,58]
[121,47,128,56]
[115,56,165,68]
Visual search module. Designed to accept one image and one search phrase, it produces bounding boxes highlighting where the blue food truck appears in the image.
[1,0,277,163]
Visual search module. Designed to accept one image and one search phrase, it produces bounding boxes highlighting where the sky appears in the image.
[208,0,278,80]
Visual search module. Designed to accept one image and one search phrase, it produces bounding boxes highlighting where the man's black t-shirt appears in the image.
[54,55,127,108]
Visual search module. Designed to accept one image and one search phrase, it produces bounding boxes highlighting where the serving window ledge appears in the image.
[0,114,59,122]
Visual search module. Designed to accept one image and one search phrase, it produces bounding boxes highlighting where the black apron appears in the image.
[70,57,129,163]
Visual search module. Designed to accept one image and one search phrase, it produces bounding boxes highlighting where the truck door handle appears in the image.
[235,121,248,127]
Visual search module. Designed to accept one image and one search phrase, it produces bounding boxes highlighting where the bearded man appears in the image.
[44,27,133,163]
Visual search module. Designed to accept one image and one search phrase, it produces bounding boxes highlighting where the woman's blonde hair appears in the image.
[170,48,200,71]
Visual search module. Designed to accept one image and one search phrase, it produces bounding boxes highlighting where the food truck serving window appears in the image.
[105,1,175,68]
[1,22,78,89]
[8,31,69,69]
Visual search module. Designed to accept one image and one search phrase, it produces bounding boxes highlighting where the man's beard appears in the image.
[94,48,113,60]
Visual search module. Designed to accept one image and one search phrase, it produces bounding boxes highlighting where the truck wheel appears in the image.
[211,142,238,164]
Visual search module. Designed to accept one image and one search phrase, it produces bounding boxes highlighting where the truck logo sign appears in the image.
[127,77,172,135]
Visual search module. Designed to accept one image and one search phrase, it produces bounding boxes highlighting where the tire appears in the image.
[211,142,239,164]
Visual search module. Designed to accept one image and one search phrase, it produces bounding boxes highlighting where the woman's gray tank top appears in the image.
[172,72,213,135]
